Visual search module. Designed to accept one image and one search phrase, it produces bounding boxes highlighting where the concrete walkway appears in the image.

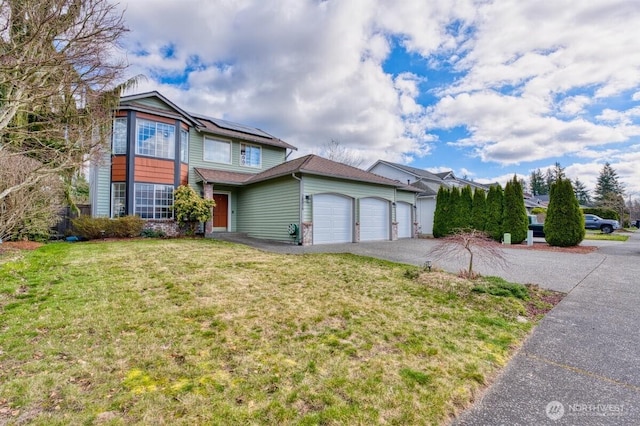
[216,232,640,424]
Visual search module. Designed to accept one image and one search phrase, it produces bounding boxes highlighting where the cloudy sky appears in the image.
[114,0,640,197]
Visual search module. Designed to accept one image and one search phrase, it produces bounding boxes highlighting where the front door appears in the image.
[212,194,229,230]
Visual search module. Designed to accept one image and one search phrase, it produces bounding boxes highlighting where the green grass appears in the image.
[583,231,629,241]
[0,239,551,425]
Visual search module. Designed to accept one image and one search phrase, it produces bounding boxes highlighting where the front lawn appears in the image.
[0,239,556,425]
[583,230,629,241]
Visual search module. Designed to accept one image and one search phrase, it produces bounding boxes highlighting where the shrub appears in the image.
[71,215,144,240]
[485,185,504,241]
[71,216,111,240]
[109,215,144,238]
[472,278,529,300]
[432,186,451,238]
[502,176,528,244]
[173,185,215,235]
[141,228,166,238]
[545,178,585,247]
[471,188,487,232]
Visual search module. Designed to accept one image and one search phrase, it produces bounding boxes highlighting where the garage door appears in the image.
[396,202,412,238]
[417,198,436,235]
[359,198,390,241]
[313,194,353,244]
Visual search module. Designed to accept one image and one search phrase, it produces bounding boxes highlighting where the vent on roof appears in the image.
[210,118,272,138]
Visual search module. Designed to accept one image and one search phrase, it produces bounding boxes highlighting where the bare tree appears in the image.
[317,139,364,167]
[426,229,509,279]
[0,0,134,204]
[0,152,63,241]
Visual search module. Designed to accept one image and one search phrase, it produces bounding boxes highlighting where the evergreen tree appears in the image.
[502,175,529,244]
[432,186,450,238]
[471,188,487,231]
[529,169,547,195]
[572,178,591,206]
[485,185,504,241]
[458,185,474,229]
[545,178,585,247]
[551,162,566,181]
[449,186,462,230]
[594,162,624,205]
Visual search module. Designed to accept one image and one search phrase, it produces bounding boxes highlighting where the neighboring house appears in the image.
[90,91,419,245]
[368,160,492,235]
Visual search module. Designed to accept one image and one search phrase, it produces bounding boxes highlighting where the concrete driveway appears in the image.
[217,232,640,424]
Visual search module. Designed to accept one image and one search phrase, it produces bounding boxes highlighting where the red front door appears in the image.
[212,194,228,228]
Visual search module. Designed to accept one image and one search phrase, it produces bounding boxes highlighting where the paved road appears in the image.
[217,232,640,424]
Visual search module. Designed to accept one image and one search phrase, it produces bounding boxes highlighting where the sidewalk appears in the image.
[453,233,640,425]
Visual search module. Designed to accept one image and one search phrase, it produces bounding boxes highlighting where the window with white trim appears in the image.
[240,143,261,168]
[112,118,127,154]
[134,183,174,219]
[180,129,189,163]
[203,137,231,164]
[136,119,175,159]
[111,183,126,218]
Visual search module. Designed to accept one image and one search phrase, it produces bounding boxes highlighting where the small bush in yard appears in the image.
[71,216,111,239]
[472,277,530,300]
[72,216,144,240]
[109,215,144,238]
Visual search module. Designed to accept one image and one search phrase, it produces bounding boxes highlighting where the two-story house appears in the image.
[90,92,420,245]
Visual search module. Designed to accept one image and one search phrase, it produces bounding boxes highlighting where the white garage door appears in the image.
[396,202,412,238]
[359,198,390,241]
[417,197,436,235]
[313,194,353,244]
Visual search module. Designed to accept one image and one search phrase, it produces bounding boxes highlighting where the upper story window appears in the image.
[136,119,175,160]
[240,143,261,168]
[112,118,127,154]
[203,137,231,164]
[180,129,189,163]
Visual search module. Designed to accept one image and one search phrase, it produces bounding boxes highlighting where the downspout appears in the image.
[291,173,303,244]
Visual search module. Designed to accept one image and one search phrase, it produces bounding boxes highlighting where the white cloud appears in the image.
[113,0,640,192]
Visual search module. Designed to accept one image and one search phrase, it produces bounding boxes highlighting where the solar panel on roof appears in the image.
[209,117,272,138]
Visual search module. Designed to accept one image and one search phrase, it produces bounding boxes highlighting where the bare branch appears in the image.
[427,229,509,278]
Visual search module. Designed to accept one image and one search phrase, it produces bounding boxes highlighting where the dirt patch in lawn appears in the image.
[0,241,44,253]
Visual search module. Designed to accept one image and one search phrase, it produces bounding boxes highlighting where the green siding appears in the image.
[92,153,112,217]
[396,190,416,204]
[126,97,174,111]
[188,130,287,186]
[302,175,396,223]
[237,177,301,242]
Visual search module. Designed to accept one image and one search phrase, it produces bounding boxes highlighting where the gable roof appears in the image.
[248,155,418,188]
[119,91,201,127]
[369,160,443,182]
[195,155,422,190]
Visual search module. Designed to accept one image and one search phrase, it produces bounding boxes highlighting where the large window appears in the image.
[135,183,174,219]
[180,129,189,163]
[112,118,127,154]
[203,137,231,164]
[240,143,261,168]
[111,183,126,218]
[136,119,175,159]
